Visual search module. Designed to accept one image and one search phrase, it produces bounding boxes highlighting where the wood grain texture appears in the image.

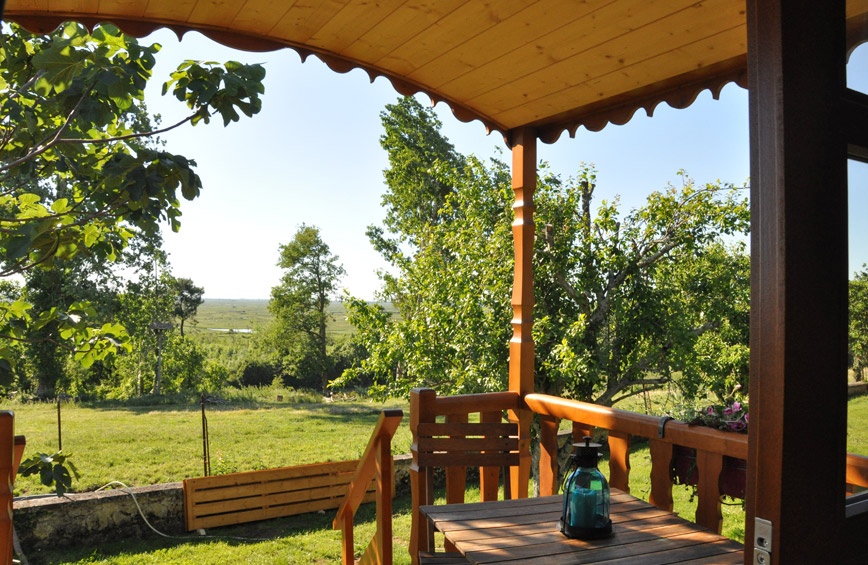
[8,1,868,140]
[648,439,674,512]
[421,491,742,564]
[607,431,631,494]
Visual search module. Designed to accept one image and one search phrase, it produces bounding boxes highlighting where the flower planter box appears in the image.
[671,445,747,499]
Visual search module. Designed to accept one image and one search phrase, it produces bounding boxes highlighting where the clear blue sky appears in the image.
[142,29,868,300]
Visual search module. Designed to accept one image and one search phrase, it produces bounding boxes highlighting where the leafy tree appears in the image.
[268,225,345,393]
[0,22,265,384]
[340,97,750,405]
[173,277,204,337]
[850,266,868,381]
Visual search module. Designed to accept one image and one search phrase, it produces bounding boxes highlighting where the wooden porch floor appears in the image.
[422,489,743,564]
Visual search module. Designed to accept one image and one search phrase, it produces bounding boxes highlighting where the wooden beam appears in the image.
[508,126,536,499]
[746,1,848,562]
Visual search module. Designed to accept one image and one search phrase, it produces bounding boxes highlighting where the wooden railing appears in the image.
[526,393,868,533]
[526,393,747,533]
[332,409,403,565]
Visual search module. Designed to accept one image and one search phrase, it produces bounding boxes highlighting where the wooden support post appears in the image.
[409,389,436,563]
[648,439,674,512]
[539,415,559,496]
[746,1,850,562]
[607,431,631,494]
[0,413,12,565]
[479,411,501,501]
[696,450,724,534]
[375,436,393,565]
[508,126,536,500]
[341,512,354,565]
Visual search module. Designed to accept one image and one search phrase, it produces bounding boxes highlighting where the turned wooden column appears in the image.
[508,127,536,498]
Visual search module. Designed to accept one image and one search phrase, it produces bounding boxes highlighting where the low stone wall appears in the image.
[849,381,868,397]
[14,482,184,551]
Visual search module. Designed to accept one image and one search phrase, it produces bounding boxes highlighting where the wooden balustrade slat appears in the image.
[572,422,593,444]
[649,439,674,512]
[419,437,518,451]
[479,411,502,502]
[341,511,353,565]
[425,391,520,416]
[417,422,517,437]
[608,431,631,494]
[443,413,467,554]
[418,452,520,468]
[376,436,393,564]
[539,415,559,496]
[695,450,724,533]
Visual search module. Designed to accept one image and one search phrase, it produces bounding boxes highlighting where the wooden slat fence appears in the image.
[183,459,388,531]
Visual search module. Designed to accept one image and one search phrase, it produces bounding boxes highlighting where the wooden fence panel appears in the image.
[183,459,387,531]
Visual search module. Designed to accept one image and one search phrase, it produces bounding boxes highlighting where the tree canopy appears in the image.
[340,97,750,406]
[173,277,204,337]
[0,22,265,386]
[268,225,345,393]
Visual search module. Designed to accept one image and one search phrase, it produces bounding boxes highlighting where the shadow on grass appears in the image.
[28,492,416,565]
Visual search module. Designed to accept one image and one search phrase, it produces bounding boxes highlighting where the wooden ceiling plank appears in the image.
[141,0,198,27]
[493,26,746,129]
[268,1,351,46]
[408,0,614,90]
[375,0,529,77]
[306,0,407,53]
[342,0,465,63]
[94,0,146,18]
[436,0,704,107]
[229,0,298,38]
[45,0,100,17]
[472,0,744,116]
[187,0,247,29]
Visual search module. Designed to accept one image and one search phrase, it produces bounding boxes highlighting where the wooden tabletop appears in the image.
[420,489,743,564]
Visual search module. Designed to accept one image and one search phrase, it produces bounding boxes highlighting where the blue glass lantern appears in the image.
[559,436,612,539]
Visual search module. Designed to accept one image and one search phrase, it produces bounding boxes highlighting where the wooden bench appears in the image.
[183,459,388,531]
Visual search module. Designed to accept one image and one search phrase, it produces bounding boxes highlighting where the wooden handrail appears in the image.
[525,393,868,533]
[525,393,747,534]
[332,409,403,565]
[525,393,749,459]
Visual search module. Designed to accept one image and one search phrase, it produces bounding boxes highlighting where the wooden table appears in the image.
[420,489,743,564]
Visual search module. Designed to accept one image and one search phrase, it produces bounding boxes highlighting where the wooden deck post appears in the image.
[508,127,536,499]
[409,389,436,563]
[746,0,851,562]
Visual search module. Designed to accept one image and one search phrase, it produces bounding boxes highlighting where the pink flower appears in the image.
[744,413,749,423]
[707,406,715,415]
[723,407,733,415]
[732,401,741,412]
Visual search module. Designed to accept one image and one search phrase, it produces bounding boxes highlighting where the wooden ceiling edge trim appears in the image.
[534,55,749,144]
[5,12,512,145]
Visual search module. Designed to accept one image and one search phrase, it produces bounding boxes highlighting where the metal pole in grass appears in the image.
[201,393,211,476]
[57,396,62,452]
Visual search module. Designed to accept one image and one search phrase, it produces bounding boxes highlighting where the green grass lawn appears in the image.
[9,393,410,495]
[13,393,868,564]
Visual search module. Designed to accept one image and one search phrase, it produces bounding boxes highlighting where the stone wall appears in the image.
[14,482,184,551]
